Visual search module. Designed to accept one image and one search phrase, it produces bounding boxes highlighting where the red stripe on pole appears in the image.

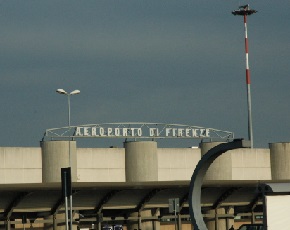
[245,38,249,53]
[246,69,251,84]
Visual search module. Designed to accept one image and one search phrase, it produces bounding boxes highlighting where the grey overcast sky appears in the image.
[0,0,289,148]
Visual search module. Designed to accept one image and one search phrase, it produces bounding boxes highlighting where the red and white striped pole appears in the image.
[232,5,257,148]
[244,14,253,148]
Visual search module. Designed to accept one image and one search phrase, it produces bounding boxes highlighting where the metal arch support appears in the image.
[135,189,162,213]
[50,197,65,216]
[3,192,32,220]
[179,192,189,213]
[95,190,121,214]
[212,187,241,210]
[50,190,79,216]
[248,194,261,212]
[189,140,251,230]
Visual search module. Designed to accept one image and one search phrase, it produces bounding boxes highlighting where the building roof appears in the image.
[1,180,285,224]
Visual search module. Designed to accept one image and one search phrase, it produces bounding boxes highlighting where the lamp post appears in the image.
[56,88,80,230]
[56,89,80,166]
[232,4,257,148]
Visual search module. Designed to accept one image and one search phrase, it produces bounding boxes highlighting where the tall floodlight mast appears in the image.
[232,4,257,148]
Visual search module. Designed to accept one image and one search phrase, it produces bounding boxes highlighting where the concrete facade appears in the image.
[77,147,125,182]
[0,141,287,230]
[157,148,200,181]
[0,147,41,184]
[0,142,272,184]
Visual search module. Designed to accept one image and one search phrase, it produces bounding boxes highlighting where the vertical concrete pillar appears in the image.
[125,141,158,230]
[199,142,232,180]
[124,141,158,182]
[269,142,290,179]
[41,140,77,182]
[41,140,78,230]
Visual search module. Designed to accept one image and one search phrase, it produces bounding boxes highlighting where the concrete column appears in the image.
[125,141,158,230]
[41,140,77,182]
[41,140,78,230]
[199,142,232,180]
[269,142,290,179]
[124,141,158,182]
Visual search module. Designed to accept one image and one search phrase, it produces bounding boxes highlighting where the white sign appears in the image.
[75,126,210,138]
[44,123,234,140]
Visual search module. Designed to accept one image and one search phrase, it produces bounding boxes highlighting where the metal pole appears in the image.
[232,5,257,148]
[68,94,71,166]
[68,94,73,230]
[244,14,254,148]
[65,196,69,230]
[63,171,69,230]
[174,206,177,230]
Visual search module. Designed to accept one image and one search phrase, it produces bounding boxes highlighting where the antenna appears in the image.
[232,4,257,148]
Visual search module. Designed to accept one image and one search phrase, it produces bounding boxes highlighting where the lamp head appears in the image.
[56,89,68,95]
[70,90,80,95]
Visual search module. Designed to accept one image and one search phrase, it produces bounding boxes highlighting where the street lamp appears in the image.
[56,88,80,230]
[56,89,80,128]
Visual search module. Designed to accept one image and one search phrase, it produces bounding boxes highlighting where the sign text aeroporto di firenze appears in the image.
[44,123,234,140]
[75,126,210,138]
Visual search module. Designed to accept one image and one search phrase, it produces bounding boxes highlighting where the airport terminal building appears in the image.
[0,123,289,230]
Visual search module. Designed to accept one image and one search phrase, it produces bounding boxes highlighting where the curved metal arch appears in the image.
[248,194,262,212]
[50,190,79,216]
[189,140,251,230]
[2,192,32,219]
[212,187,241,210]
[135,189,163,213]
[95,190,121,214]
[179,191,189,213]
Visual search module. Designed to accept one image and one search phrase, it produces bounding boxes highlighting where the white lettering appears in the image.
[205,129,210,137]
[75,127,83,136]
[91,127,97,136]
[172,128,177,136]
[149,128,155,136]
[115,128,120,136]
[149,128,159,136]
[166,128,171,136]
[137,128,142,136]
[192,129,197,137]
[99,127,105,136]
[84,127,89,136]
[123,128,128,136]
[178,129,183,137]
[107,128,112,136]
[72,125,214,139]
